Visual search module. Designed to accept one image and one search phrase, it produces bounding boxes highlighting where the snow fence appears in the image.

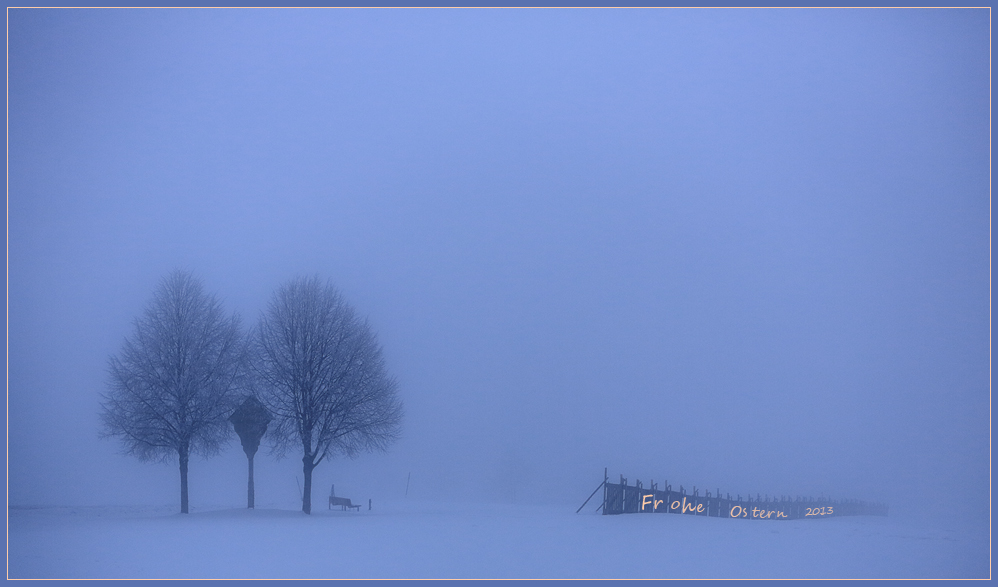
[600,475,888,520]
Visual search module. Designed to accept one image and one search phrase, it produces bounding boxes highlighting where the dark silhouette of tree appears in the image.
[254,276,403,514]
[100,270,245,514]
[229,395,271,509]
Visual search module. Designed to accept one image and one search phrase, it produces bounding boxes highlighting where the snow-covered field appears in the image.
[7,499,988,579]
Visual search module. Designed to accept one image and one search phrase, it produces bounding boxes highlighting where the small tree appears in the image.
[229,395,271,509]
[254,276,403,514]
[100,270,245,513]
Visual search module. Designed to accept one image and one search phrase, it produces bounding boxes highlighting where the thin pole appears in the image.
[405,472,411,497]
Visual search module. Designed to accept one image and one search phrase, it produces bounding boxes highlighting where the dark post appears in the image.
[229,396,272,509]
[602,468,608,515]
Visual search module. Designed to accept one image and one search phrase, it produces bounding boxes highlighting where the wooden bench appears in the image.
[329,496,361,511]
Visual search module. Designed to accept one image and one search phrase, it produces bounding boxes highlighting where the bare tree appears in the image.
[254,276,403,514]
[100,270,245,513]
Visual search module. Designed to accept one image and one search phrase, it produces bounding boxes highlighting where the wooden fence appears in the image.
[583,472,888,520]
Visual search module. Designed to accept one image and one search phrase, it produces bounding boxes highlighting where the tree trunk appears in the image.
[247,454,255,509]
[179,444,190,514]
[302,456,315,514]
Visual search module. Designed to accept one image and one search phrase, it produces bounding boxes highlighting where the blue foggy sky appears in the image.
[7,8,990,529]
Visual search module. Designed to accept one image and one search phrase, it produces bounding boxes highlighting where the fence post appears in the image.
[602,468,608,515]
